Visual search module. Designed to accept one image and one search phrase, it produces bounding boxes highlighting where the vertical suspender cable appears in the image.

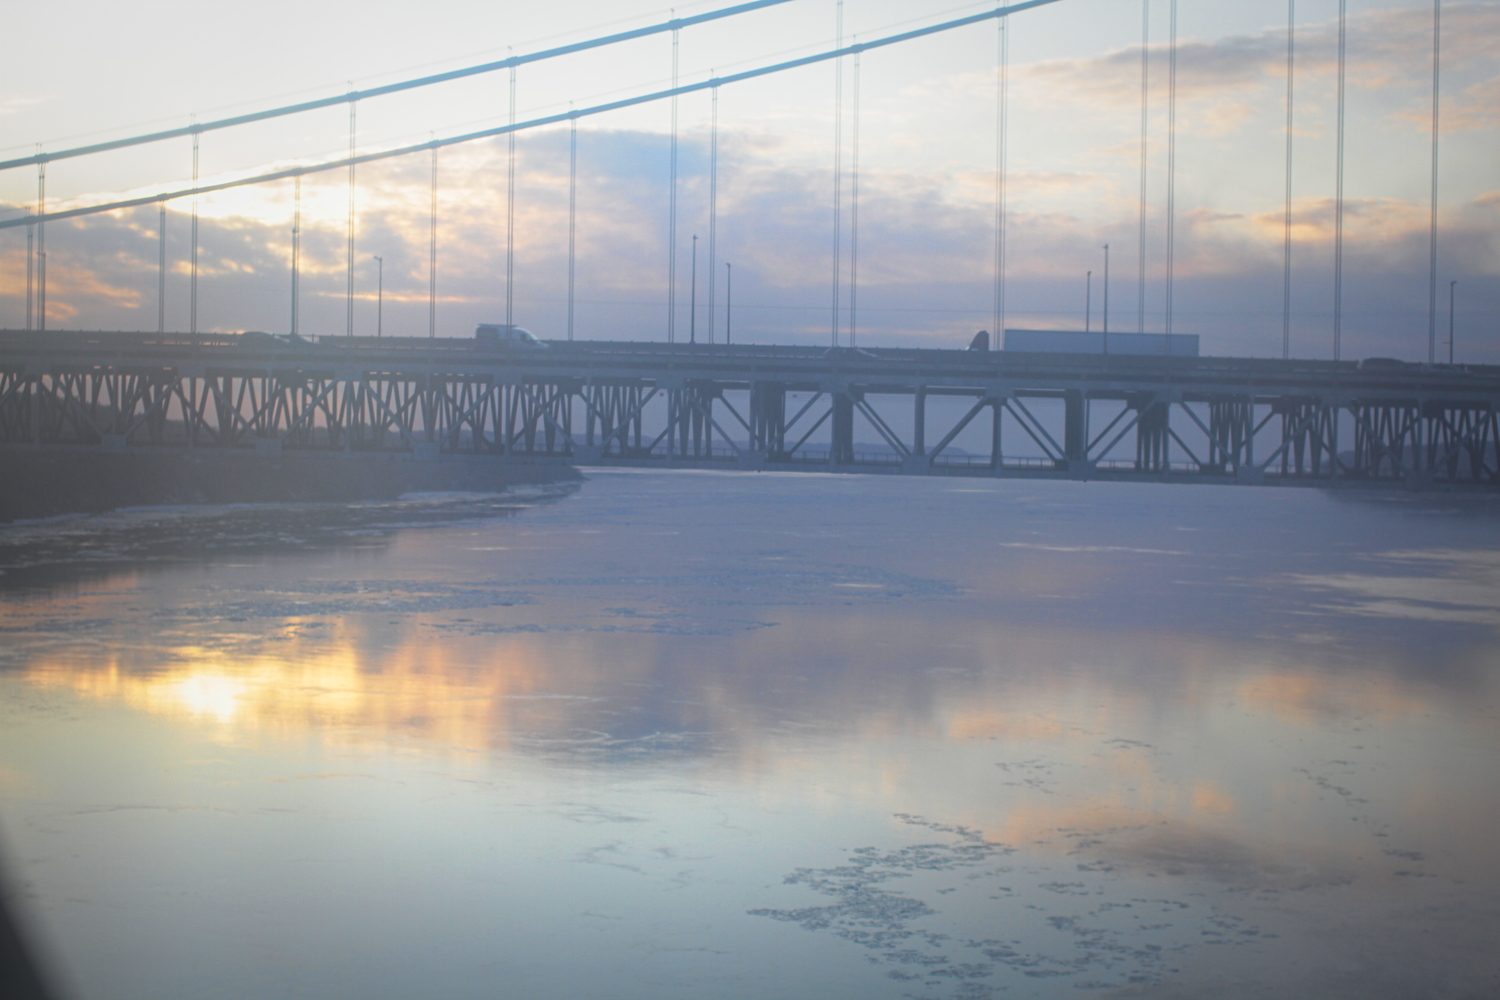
[506,64,517,327]
[568,111,578,341]
[672,29,684,346]
[1333,0,1346,361]
[190,131,199,335]
[830,0,844,349]
[1103,242,1110,351]
[993,12,1008,346]
[291,176,301,337]
[37,162,47,332]
[347,98,357,337]
[708,83,719,344]
[1427,0,1441,364]
[189,132,197,335]
[1164,0,1177,339]
[1137,0,1148,334]
[158,201,167,334]
[668,28,679,343]
[25,207,34,331]
[1448,279,1455,363]
[1282,0,1295,359]
[429,143,438,338]
[848,48,860,349]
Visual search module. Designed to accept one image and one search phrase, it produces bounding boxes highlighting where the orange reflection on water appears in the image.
[945,708,1072,742]
[1237,670,1431,726]
[23,623,554,753]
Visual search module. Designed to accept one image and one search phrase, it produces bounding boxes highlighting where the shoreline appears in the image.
[0,449,581,523]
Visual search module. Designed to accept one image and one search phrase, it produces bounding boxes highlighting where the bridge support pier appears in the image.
[990,397,1003,472]
[1135,398,1170,473]
[1064,390,1087,465]
[913,388,926,461]
[831,393,854,466]
[750,382,786,457]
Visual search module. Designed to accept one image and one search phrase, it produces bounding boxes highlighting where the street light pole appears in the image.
[725,262,732,346]
[690,234,698,345]
[373,255,383,338]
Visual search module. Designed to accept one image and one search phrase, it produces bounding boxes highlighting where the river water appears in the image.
[1,471,1497,1000]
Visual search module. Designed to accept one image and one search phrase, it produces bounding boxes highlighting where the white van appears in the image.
[475,324,547,348]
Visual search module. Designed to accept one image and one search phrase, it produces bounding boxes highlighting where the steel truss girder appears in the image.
[2,363,1496,490]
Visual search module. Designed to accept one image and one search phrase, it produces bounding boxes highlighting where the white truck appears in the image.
[475,324,547,348]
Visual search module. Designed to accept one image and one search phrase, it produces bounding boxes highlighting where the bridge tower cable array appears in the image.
[0,0,805,337]
[0,1,1069,236]
[5,0,1079,341]
[0,0,800,174]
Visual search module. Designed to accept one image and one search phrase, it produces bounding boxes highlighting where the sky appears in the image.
[1,0,1496,361]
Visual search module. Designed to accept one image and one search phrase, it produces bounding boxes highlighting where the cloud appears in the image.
[0,96,49,118]
[2,122,1496,362]
[1403,72,1500,131]
[1011,2,1500,118]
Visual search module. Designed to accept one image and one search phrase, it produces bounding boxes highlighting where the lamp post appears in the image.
[725,262,732,345]
[372,255,384,338]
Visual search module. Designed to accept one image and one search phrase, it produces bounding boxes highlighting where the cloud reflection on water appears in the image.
[2,473,1498,998]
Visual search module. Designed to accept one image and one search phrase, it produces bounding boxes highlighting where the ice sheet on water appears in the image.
[749,815,1277,996]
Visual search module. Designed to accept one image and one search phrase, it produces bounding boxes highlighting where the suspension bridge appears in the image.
[2,0,1494,494]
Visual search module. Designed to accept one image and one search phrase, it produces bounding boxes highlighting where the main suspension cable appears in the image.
[0,0,798,173]
[0,0,1068,233]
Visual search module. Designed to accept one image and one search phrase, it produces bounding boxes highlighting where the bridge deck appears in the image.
[3,331,1498,490]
